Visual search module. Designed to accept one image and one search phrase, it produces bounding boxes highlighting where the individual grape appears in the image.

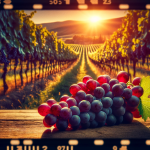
[127,96,140,107]
[117,71,129,83]
[78,100,91,112]
[91,100,103,113]
[112,106,125,116]
[56,119,68,131]
[108,107,112,115]
[98,120,106,127]
[132,77,141,86]
[60,107,72,120]
[106,114,117,126]
[95,111,107,123]
[101,97,113,108]
[51,104,61,116]
[88,111,95,121]
[122,88,132,100]
[115,116,123,125]
[103,75,111,83]
[69,115,81,127]
[90,120,98,128]
[127,85,133,89]
[125,102,138,112]
[66,98,77,108]
[101,83,110,94]
[112,84,124,97]
[105,91,114,99]
[86,79,97,91]
[102,108,109,115]
[38,103,51,116]
[119,82,127,89]
[60,95,70,102]
[131,109,142,118]
[47,99,57,107]
[77,82,88,92]
[112,97,124,108]
[132,86,143,98]
[97,75,108,85]
[70,106,80,115]
[59,101,68,108]
[85,94,94,103]
[79,112,90,124]
[94,87,105,99]
[69,84,81,96]
[44,114,57,125]
[75,90,86,103]
[83,75,92,84]
[43,118,53,127]
[123,111,133,123]
[109,79,119,91]
[81,122,90,129]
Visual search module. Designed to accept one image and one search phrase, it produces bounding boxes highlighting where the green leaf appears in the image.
[138,76,150,121]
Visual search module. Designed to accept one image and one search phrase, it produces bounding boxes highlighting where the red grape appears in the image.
[86,79,97,91]
[77,82,88,92]
[59,101,68,108]
[127,85,133,89]
[43,118,53,127]
[47,99,57,107]
[51,104,61,116]
[86,90,94,96]
[60,95,70,102]
[132,86,143,98]
[132,109,142,118]
[69,84,81,96]
[97,75,108,85]
[126,102,138,112]
[132,77,141,86]
[117,71,129,83]
[83,75,92,84]
[66,98,77,108]
[38,103,51,116]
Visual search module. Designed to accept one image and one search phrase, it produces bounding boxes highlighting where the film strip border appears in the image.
[0,0,150,10]
[0,139,150,150]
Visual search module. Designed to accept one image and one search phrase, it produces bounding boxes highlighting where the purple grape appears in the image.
[108,107,112,115]
[122,88,132,100]
[123,111,133,123]
[127,96,140,107]
[106,114,117,126]
[102,108,109,115]
[59,107,72,120]
[101,83,110,94]
[112,106,125,116]
[112,84,124,97]
[119,82,127,89]
[88,111,95,122]
[85,94,94,103]
[94,87,105,99]
[69,115,81,127]
[66,98,77,108]
[70,106,80,115]
[75,90,86,104]
[112,97,124,108]
[90,120,98,128]
[59,101,68,108]
[56,119,68,131]
[101,97,113,108]
[91,100,103,113]
[79,112,90,124]
[105,91,114,99]
[109,79,119,91]
[95,111,107,123]
[78,100,91,112]
[44,114,57,125]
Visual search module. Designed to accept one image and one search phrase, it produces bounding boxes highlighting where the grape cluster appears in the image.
[38,71,143,131]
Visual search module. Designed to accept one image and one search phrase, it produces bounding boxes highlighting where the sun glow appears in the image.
[89,16,101,23]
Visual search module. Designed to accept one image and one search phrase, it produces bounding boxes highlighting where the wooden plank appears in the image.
[0,110,150,139]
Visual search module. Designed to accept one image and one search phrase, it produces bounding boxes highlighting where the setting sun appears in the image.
[90,16,101,23]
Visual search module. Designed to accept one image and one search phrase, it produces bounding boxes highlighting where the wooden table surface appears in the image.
[0,110,150,139]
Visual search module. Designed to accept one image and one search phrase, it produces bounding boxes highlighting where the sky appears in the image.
[24,10,128,24]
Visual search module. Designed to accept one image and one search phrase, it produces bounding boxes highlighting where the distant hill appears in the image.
[36,17,123,39]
